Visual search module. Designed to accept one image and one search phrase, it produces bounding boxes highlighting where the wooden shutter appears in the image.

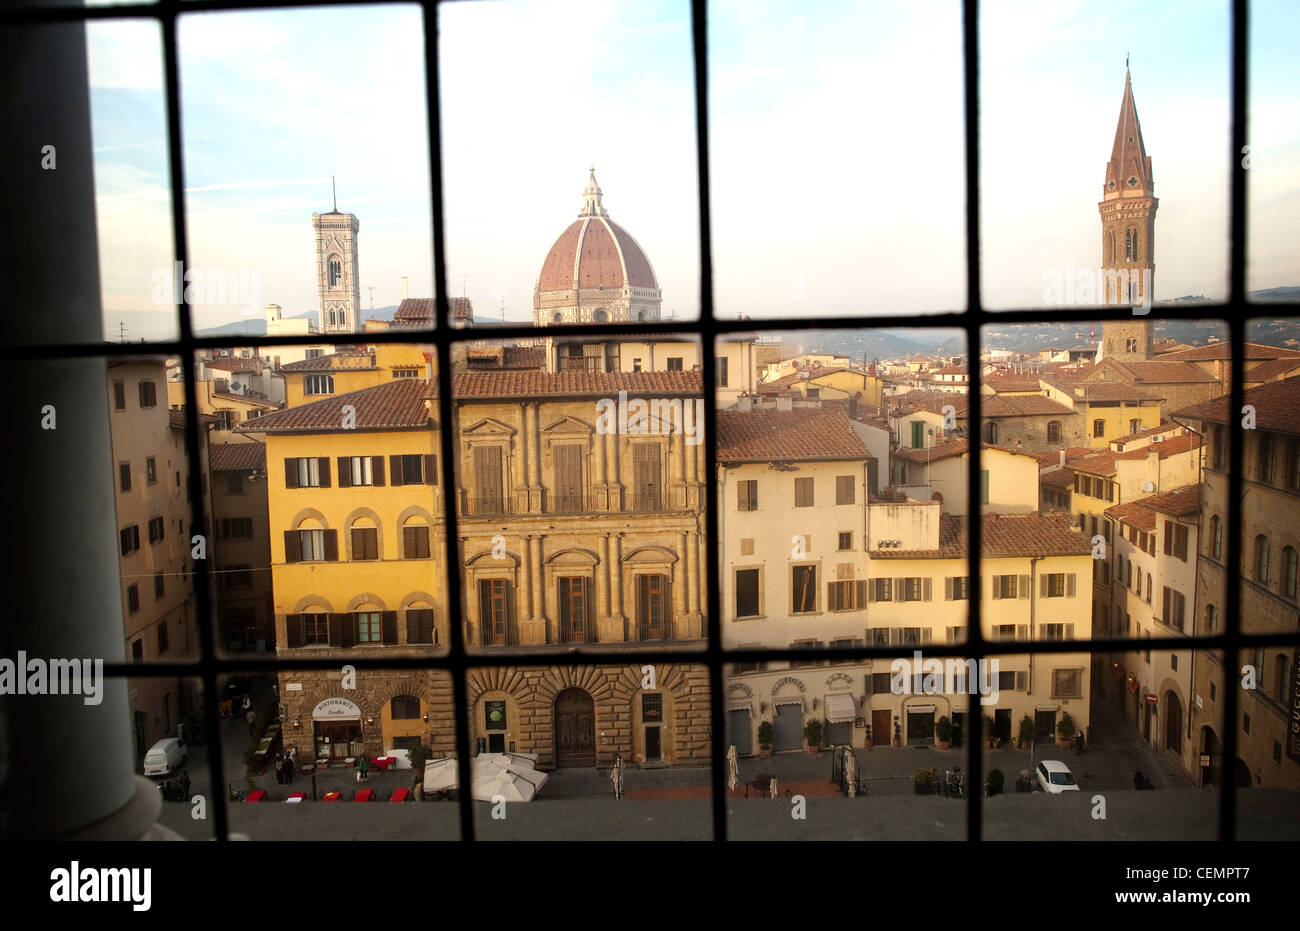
[855,580,866,609]
[283,530,301,563]
[1162,586,1170,621]
[285,459,299,489]
[390,454,404,487]
[1019,575,1029,598]
[923,578,932,601]
[338,457,352,487]
[1106,481,1114,502]
[992,577,1001,600]
[371,456,385,486]
[323,529,339,561]
[555,445,583,506]
[632,443,659,506]
[423,454,438,485]
[866,580,876,602]
[381,610,398,645]
[1016,624,1028,641]
[1015,671,1027,691]
[921,628,932,645]
[893,578,903,601]
[1065,622,1074,639]
[313,457,328,487]
[1163,520,1172,555]
[475,446,503,508]
[328,613,345,648]
[1040,575,1049,597]
[944,577,953,600]
[1066,573,1076,596]
[285,614,303,649]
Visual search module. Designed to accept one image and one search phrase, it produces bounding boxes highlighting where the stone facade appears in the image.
[313,209,361,334]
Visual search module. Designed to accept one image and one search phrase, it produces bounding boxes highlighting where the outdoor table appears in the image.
[390,788,410,803]
[316,759,330,769]
[244,790,266,803]
[322,791,341,802]
[354,788,374,802]
[286,792,306,803]
[371,757,394,772]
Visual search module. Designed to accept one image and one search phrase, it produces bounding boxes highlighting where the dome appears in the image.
[533,169,662,326]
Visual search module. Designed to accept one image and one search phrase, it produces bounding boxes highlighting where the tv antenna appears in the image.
[118,321,128,344]
[366,286,375,310]
[459,276,469,298]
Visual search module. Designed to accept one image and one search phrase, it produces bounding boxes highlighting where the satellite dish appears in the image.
[1143,481,1156,493]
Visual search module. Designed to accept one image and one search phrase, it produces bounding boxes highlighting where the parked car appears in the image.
[142,737,187,777]
[1036,760,1079,794]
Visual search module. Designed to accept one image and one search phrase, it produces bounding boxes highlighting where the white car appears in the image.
[1036,760,1079,794]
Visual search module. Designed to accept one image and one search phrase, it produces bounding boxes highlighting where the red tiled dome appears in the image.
[535,170,658,294]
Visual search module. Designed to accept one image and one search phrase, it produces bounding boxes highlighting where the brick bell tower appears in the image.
[1099,63,1157,361]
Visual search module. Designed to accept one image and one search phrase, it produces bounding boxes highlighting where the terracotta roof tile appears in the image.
[209,442,267,472]
[1172,377,1300,433]
[169,410,220,431]
[982,395,1073,417]
[1104,500,1158,532]
[716,409,869,462]
[1244,357,1300,384]
[204,358,261,372]
[212,391,278,409]
[452,371,702,398]
[1044,378,1160,402]
[280,350,377,372]
[983,373,1045,393]
[1105,359,1217,384]
[1111,422,1182,445]
[1040,468,1075,489]
[1156,341,1300,363]
[237,378,432,434]
[393,298,434,326]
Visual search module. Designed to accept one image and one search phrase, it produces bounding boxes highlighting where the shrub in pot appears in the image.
[914,767,932,795]
[986,768,1004,796]
[757,721,774,759]
[803,719,823,753]
[1056,711,1077,749]
[935,716,953,749]
[983,714,998,749]
[892,720,902,748]
[863,724,873,749]
[1017,714,1036,749]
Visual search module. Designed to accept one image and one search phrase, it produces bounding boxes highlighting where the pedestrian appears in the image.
[274,753,285,784]
[246,708,256,736]
[1079,729,1087,755]
[286,753,295,783]
[1075,732,1083,756]
[1133,769,1144,791]
[358,754,369,782]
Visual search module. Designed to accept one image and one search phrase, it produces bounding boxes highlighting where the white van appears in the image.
[143,737,187,777]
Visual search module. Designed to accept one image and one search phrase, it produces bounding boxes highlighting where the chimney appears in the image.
[737,395,752,413]
[1059,449,1066,467]
[848,395,859,419]
[401,276,408,302]
[776,395,792,412]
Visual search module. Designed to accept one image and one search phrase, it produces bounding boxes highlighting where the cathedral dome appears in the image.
[533,169,662,326]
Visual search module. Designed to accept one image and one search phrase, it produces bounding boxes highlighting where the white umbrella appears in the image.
[768,775,778,798]
[844,747,857,798]
[726,745,739,791]
[611,756,624,800]
[471,765,548,803]
[423,758,458,793]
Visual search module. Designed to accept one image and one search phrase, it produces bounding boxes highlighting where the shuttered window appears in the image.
[637,574,670,639]
[351,526,378,560]
[403,524,430,559]
[791,565,817,613]
[406,608,435,645]
[285,457,329,488]
[835,475,855,505]
[558,576,591,641]
[828,579,867,611]
[479,579,510,645]
[632,443,661,511]
[473,446,504,514]
[553,444,584,513]
[794,477,814,507]
[735,568,760,618]
[737,479,758,511]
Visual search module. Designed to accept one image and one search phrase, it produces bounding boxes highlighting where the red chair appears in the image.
[390,788,410,803]
[244,789,266,803]
[322,791,341,802]
[285,792,306,803]
[354,788,374,802]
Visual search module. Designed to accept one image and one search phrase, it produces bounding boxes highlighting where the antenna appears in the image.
[366,286,374,310]
[118,321,127,344]
[332,176,337,212]
[460,276,469,299]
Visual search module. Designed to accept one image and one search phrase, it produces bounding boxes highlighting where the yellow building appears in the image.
[1042,378,1162,448]
[279,342,431,409]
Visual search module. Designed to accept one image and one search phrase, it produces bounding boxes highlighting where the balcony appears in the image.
[626,492,662,513]
[558,618,596,645]
[550,494,586,514]
[637,615,674,642]
[468,620,518,647]
[465,496,508,517]
[558,356,602,374]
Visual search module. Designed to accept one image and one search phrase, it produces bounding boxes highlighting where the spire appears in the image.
[1104,63,1153,197]
[579,166,608,218]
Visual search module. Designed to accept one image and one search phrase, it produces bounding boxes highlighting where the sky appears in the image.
[85,0,1300,341]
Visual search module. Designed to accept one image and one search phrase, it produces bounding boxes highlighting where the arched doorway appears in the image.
[554,688,596,767]
[1164,691,1182,754]
[1200,727,1220,788]
[1233,758,1252,788]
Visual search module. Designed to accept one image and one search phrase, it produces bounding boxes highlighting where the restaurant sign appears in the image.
[312,697,361,721]
[1287,645,1300,764]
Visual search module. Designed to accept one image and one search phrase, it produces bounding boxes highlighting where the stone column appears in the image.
[531,534,546,630]
[605,429,621,511]
[529,403,543,512]
[2,8,182,840]
[687,529,701,638]
[611,533,625,622]
[676,432,687,509]
[515,403,529,512]
[677,531,690,634]
[594,425,607,508]
[520,533,534,623]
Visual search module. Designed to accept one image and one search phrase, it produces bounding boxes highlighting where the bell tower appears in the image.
[1099,64,1157,360]
[313,179,361,335]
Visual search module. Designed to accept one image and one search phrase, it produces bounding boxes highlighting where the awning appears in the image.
[824,693,856,724]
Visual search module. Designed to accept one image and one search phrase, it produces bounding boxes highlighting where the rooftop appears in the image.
[280,350,377,372]
[237,378,433,434]
[716,409,869,463]
[452,370,702,399]
[1173,376,1300,434]
[868,512,1090,559]
[209,442,267,472]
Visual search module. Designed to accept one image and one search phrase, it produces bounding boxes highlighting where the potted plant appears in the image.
[983,714,997,749]
[803,719,824,754]
[1017,714,1036,750]
[935,716,953,750]
[757,721,774,759]
[1055,711,1077,750]
[892,720,902,748]
[914,767,932,795]
[986,768,1004,797]
[862,724,873,750]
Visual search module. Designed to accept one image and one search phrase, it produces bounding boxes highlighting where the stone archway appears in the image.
[1200,726,1220,788]
[1163,690,1182,754]
[553,687,596,768]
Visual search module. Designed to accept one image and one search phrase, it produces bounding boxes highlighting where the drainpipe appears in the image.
[2,5,174,839]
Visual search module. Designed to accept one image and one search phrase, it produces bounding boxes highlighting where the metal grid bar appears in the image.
[4,0,1287,842]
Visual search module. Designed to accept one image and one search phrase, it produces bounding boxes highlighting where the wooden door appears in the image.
[554,688,596,767]
[872,709,891,746]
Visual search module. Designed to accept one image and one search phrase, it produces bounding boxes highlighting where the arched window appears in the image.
[328,256,342,287]
[304,374,335,396]
[1047,420,1062,443]
[1277,655,1291,702]
[1145,572,1152,603]
[1131,229,1138,261]
[390,695,421,720]
[1210,516,1222,559]
[1125,229,1132,261]
[1284,546,1298,600]
[1255,534,1270,584]
[1204,604,1216,634]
